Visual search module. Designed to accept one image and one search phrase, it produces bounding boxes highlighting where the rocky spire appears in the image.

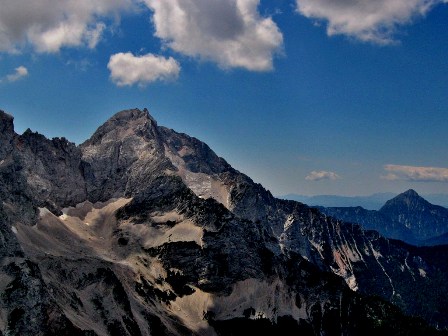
[0,110,16,159]
[0,110,14,135]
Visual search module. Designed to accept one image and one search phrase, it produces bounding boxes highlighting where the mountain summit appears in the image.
[380,189,448,241]
[84,108,159,146]
[1,108,447,335]
[381,189,428,212]
[319,189,448,245]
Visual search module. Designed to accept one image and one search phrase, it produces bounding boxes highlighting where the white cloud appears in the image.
[86,22,106,49]
[3,66,28,82]
[295,0,446,44]
[382,164,448,182]
[305,170,341,181]
[143,0,283,71]
[108,52,180,86]
[0,0,133,53]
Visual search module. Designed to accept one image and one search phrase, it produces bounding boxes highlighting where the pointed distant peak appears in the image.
[390,189,425,203]
[82,108,159,146]
[380,189,429,213]
[402,189,419,197]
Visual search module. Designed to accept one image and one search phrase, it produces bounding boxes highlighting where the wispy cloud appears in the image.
[108,52,180,87]
[305,170,341,181]
[142,0,283,71]
[2,66,28,82]
[382,164,448,182]
[295,0,446,44]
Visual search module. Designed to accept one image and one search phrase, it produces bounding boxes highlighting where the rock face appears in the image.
[318,189,448,245]
[1,108,447,335]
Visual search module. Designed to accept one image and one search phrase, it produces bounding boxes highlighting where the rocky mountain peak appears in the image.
[82,108,158,146]
[375,189,448,241]
[402,189,419,198]
[109,108,155,125]
[380,189,429,212]
[79,108,173,202]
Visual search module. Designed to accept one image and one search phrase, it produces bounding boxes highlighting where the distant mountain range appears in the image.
[2,108,448,335]
[315,189,448,246]
[280,192,448,210]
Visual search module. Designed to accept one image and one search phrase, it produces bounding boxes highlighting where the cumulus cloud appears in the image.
[2,66,28,82]
[305,170,341,181]
[143,0,283,71]
[108,52,180,86]
[382,164,448,182]
[295,0,446,44]
[0,0,133,53]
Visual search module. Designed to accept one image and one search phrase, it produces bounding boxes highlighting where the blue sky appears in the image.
[0,0,447,197]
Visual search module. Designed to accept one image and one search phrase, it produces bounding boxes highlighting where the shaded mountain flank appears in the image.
[1,108,448,335]
[317,189,448,246]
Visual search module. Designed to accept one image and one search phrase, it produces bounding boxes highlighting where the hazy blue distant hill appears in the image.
[281,192,448,210]
[424,194,448,209]
[279,193,397,210]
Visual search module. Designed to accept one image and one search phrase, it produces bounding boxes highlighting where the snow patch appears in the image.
[347,275,358,291]
[368,241,395,299]
[151,211,183,223]
[283,215,295,231]
[125,214,204,249]
[309,240,325,259]
[168,278,307,334]
[38,207,52,217]
[371,247,383,259]
[164,145,231,208]
[18,198,133,261]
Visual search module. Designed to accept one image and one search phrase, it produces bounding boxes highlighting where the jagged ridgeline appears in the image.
[1,108,447,335]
